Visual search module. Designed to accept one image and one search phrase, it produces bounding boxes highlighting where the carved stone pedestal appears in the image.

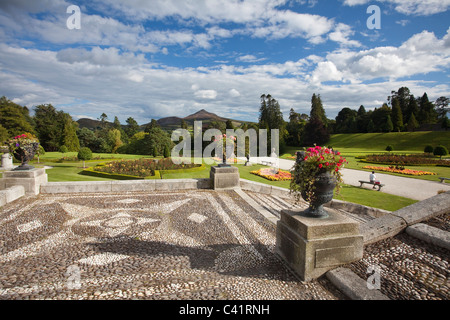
[276,208,363,281]
[1,168,48,195]
[210,166,240,190]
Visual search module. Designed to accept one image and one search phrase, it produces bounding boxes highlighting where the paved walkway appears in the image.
[249,157,450,201]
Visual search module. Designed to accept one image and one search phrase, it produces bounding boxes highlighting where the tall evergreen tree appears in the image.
[435,96,449,120]
[384,115,394,132]
[34,104,63,151]
[310,93,327,125]
[125,117,140,138]
[258,94,286,153]
[406,113,419,132]
[61,113,80,151]
[406,95,419,124]
[418,93,437,124]
[391,99,403,132]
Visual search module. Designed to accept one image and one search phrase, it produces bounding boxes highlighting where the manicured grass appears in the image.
[328,131,450,152]
[334,185,418,212]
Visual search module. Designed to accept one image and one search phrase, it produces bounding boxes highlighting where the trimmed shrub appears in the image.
[385,145,393,152]
[424,145,434,153]
[59,145,68,153]
[77,147,92,160]
[433,145,449,159]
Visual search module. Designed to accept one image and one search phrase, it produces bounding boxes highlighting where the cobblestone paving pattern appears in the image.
[348,213,449,300]
[0,190,343,300]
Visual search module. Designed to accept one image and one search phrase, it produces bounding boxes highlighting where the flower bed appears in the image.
[91,158,202,178]
[362,154,450,167]
[251,168,292,181]
[362,166,437,176]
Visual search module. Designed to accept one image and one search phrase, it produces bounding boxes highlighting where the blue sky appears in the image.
[0,0,449,125]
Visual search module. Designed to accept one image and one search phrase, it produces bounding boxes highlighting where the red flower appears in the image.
[318,164,323,168]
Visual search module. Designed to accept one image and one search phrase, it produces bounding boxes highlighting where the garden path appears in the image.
[248,157,450,201]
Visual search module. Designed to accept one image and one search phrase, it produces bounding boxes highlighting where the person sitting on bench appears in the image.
[369,171,377,189]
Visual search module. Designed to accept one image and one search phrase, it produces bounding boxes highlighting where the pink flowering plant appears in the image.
[290,146,347,203]
[6,133,39,154]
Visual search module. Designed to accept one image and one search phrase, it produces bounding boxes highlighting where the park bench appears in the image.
[439,177,450,183]
[261,159,277,166]
[358,180,385,191]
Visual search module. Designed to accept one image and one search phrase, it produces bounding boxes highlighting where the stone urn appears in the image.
[300,171,336,218]
[12,142,40,171]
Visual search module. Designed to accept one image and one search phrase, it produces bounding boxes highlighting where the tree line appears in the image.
[1,87,448,155]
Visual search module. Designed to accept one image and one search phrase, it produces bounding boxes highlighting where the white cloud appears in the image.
[229,89,241,97]
[194,90,218,100]
[311,28,450,83]
[236,55,267,63]
[343,0,450,16]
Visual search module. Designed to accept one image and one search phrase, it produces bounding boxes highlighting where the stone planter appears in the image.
[301,171,336,218]
[12,142,39,171]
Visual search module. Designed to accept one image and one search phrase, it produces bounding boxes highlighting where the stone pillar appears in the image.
[210,166,240,190]
[1,168,48,195]
[276,208,363,281]
[1,153,14,170]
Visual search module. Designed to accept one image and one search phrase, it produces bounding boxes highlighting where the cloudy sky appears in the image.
[0,0,449,124]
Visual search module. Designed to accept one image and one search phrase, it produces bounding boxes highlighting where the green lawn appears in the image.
[281,131,450,184]
[2,152,419,212]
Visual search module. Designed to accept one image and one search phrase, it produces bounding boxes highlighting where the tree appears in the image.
[61,113,80,151]
[435,96,449,118]
[384,115,394,132]
[107,128,123,153]
[99,113,108,129]
[367,119,375,133]
[207,120,226,132]
[77,147,92,168]
[302,118,330,147]
[33,104,63,151]
[389,87,411,119]
[385,145,393,153]
[391,99,403,132]
[0,124,8,144]
[424,145,434,154]
[180,119,188,130]
[371,104,391,132]
[310,93,327,125]
[406,95,419,124]
[226,119,234,130]
[143,127,173,156]
[335,107,357,133]
[433,145,448,159]
[144,119,160,132]
[418,93,437,124]
[0,96,35,137]
[125,117,140,138]
[406,113,419,132]
[164,144,170,158]
[258,94,286,153]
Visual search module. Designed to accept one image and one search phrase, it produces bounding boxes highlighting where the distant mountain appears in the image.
[77,118,106,130]
[154,109,242,129]
[183,109,226,121]
[77,109,250,132]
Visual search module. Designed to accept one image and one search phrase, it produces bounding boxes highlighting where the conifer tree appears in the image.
[391,99,403,132]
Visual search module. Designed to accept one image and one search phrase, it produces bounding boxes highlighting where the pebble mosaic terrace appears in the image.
[0,190,343,300]
[0,188,448,300]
